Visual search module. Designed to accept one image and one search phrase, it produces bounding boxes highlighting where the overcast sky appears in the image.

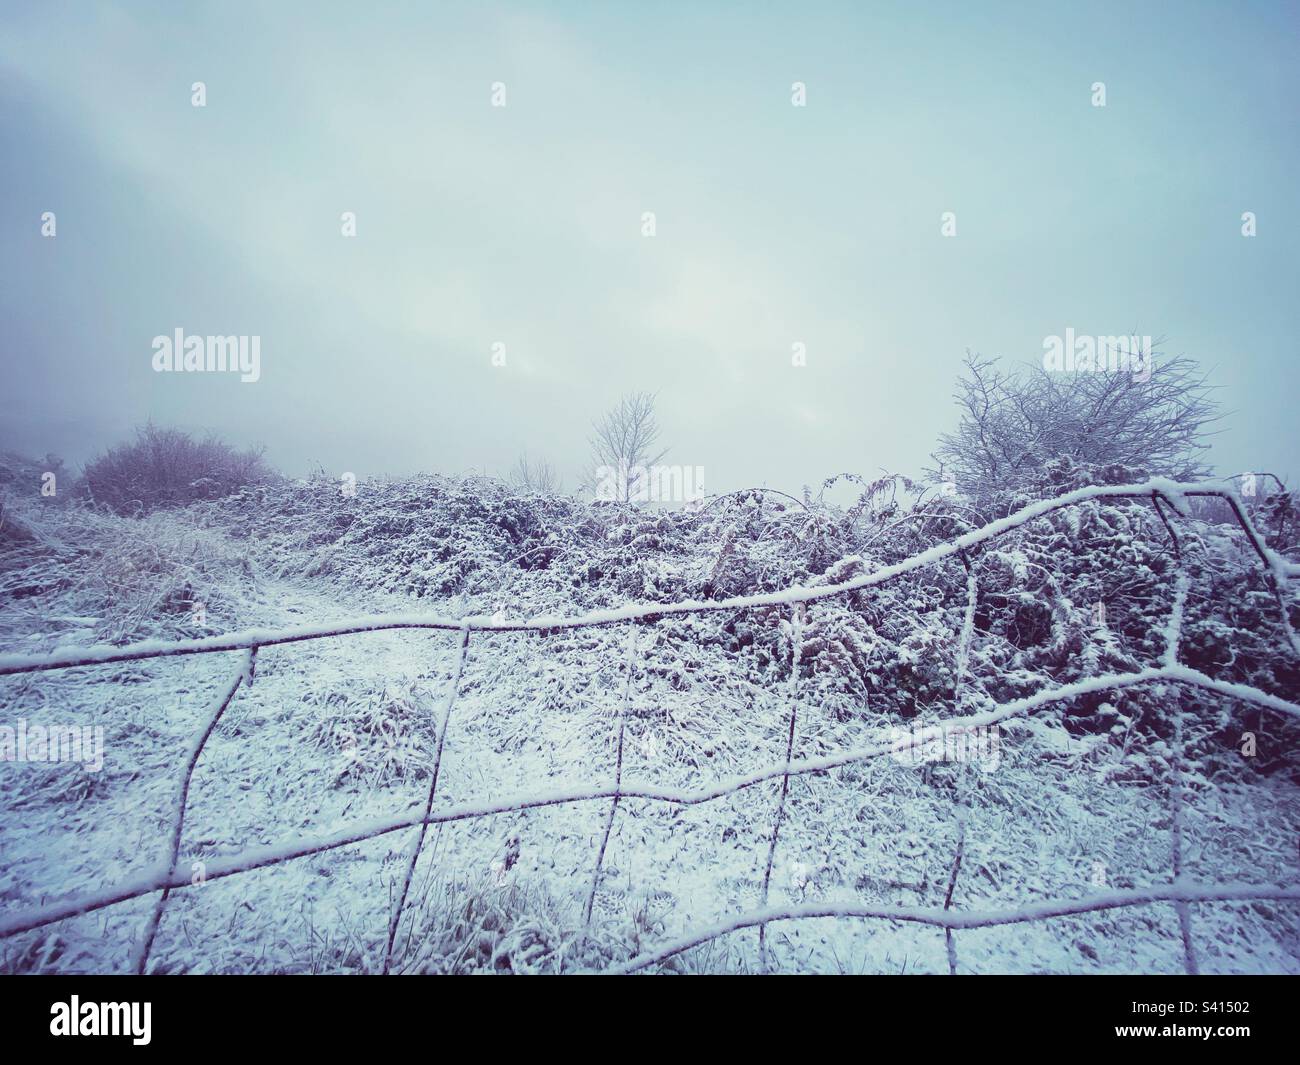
[2,0,1297,493]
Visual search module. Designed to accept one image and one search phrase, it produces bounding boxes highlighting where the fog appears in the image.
[2,0,1297,491]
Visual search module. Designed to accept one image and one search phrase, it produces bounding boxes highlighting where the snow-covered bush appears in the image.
[80,424,273,516]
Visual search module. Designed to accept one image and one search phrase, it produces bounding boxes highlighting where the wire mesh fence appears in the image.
[1,478,1297,974]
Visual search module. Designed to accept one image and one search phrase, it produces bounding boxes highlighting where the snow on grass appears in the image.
[1,477,1297,973]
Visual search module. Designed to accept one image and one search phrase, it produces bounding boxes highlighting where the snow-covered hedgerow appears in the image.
[178,463,1300,770]
[13,461,1290,745]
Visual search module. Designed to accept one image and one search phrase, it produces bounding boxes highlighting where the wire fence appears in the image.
[1,478,1298,974]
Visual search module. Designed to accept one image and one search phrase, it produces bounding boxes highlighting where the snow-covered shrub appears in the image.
[303,678,439,788]
[370,872,572,974]
[80,424,273,516]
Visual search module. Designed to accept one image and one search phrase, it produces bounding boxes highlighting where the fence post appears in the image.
[759,603,805,972]
[383,625,471,975]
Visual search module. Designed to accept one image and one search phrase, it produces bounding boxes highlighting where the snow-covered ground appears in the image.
[1,477,1297,973]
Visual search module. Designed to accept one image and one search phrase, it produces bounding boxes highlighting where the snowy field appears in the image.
[1,474,1297,974]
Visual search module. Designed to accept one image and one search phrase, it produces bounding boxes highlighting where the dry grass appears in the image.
[0,499,255,644]
[302,678,440,789]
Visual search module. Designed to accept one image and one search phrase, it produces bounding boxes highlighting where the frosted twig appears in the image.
[1164,570,1190,667]
[1151,491,1182,560]
[1216,493,1300,658]
[957,562,977,681]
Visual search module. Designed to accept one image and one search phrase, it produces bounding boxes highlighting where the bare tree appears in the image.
[585,391,668,502]
[507,453,562,494]
[930,346,1220,497]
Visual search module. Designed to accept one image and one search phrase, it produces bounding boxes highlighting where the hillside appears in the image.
[1,466,1297,973]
